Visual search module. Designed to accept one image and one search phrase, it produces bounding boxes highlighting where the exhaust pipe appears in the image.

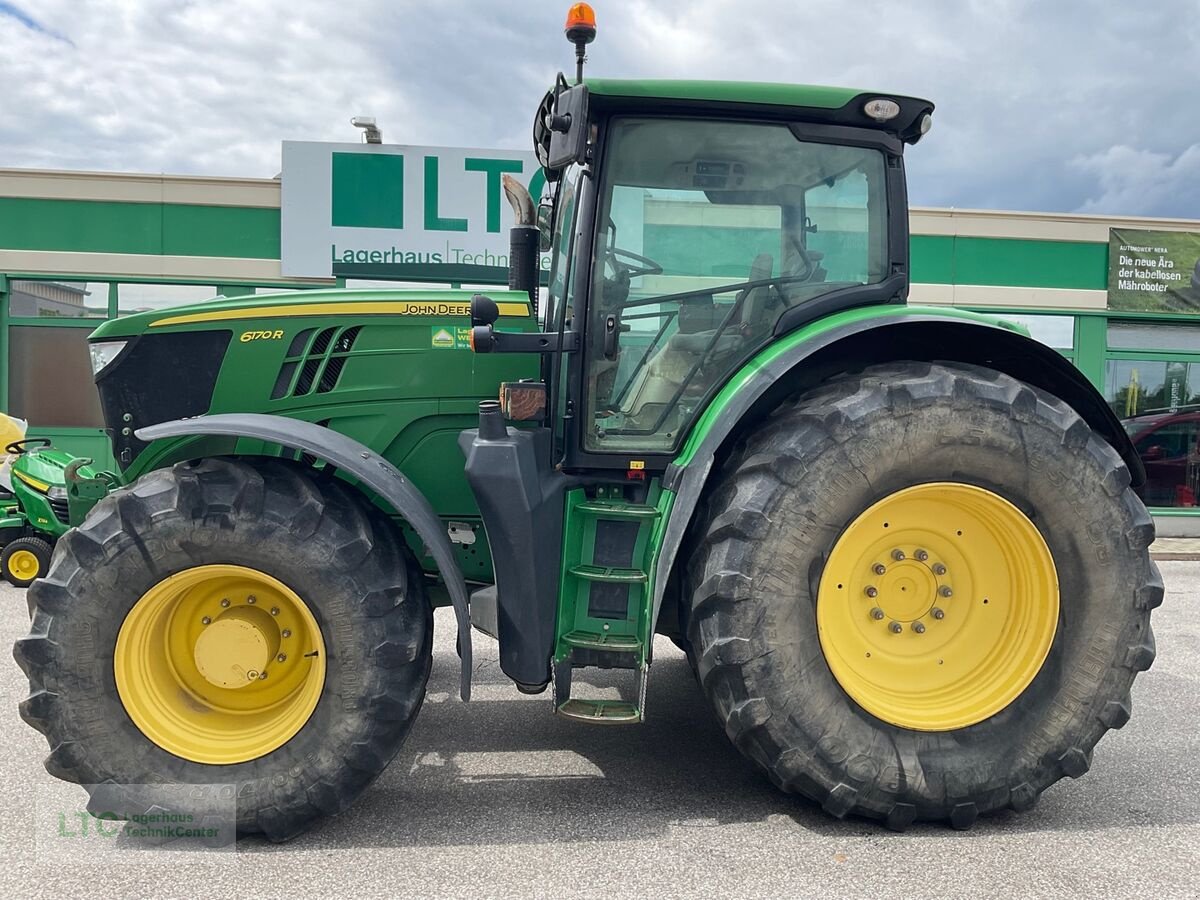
[503,174,540,302]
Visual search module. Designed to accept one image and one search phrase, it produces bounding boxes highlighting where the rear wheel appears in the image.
[687,362,1159,829]
[3,535,52,587]
[15,458,432,841]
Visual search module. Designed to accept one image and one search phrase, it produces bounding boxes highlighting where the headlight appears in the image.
[47,486,67,501]
[89,340,127,377]
[863,98,901,122]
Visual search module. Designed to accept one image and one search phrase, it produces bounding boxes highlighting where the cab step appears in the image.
[561,629,640,651]
[567,564,647,583]
[557,698,641,724]
[574,501,662,521]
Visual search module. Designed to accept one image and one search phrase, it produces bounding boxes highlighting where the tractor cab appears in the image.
[472,70,932,469]
[461,10,935,718]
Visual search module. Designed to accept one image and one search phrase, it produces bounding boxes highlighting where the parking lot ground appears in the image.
[1,563,1197,899]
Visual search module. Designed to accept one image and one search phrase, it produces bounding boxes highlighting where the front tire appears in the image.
[686,362,1159,829]
[15,458,432,841]
[3,535,53,587]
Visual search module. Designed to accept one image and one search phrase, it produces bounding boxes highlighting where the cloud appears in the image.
[1073,145,1200,218]
[0,0,1197,219]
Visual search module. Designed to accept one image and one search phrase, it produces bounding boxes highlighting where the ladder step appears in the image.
[557,698,641,724]
[568,564,647,583]
[575,501,661,521]
[562,629,640,651]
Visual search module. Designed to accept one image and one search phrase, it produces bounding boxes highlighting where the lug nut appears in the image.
[277,654,287,663]
[932,607,945,620]
[201,616,212,625]
[865,586,878,598]
[281,629,292,638]
[870,607,885,620]
[912,622,926,634]
[872,563,886,576]
[220,598,231,608]
[915,549,929,561]
[247,595,256,604]
[891,549,906,561]
[270,607,280,616]
[939,586,953,598]
[889,621,903,634]
[259,671,268,680]
[933,564,947,576]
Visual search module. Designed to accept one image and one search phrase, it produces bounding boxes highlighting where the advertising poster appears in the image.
[1108,227,1200,313]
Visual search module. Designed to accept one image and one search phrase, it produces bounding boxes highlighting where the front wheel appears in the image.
[686,362,1159,829]
[15,458,432,841]
[3,535,52,587]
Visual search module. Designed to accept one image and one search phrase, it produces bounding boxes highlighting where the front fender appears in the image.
[137,413,473,700]
[652,306,1142,632]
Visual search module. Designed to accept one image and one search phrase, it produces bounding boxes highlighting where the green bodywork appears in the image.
[585,78,865,110]
[93,288,540,582]
[1,447,100,542]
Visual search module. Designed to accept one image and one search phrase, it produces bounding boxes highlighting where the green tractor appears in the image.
[16,6,1159,840]
[0,439,104,587]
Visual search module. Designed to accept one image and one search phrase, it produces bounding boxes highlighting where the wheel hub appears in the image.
[193,609,279,688]
[114,565,326,764]
[817,482,1059,732]
[7,549,40,580]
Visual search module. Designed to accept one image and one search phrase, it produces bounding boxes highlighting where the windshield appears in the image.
[583,117,891,453]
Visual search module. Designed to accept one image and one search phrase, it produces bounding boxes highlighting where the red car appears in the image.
[1124,410,1200,507]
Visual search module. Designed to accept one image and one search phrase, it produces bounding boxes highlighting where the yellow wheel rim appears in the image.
[114,565,326,764]
[7,549,40,581]
[817,483,1059,731]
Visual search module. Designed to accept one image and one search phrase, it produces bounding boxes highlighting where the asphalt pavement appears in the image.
[1,564,1197,899]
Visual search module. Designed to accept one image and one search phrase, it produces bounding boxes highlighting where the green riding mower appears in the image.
[0,439,107,587]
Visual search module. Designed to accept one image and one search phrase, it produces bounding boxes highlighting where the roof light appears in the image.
[565,3,597,42]
[863,98,901,122]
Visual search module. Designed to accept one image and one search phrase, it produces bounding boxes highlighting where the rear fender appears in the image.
[137,413,474,700]
[652,309,1141,632]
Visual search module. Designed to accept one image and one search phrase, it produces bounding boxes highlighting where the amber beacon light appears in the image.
[565,3,597,83]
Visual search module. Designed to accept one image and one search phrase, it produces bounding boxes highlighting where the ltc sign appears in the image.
[281,141,548,283]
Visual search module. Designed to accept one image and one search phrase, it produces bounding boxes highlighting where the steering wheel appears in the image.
[5,438,51,455]
[605,246,663,281]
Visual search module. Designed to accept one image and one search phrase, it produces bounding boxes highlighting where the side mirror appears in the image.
[537,201,554,253]
[547,84,589,169]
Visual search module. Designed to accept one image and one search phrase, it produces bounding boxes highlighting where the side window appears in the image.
[583,117,889,454]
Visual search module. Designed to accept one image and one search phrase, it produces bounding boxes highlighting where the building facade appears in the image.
[1,166,1197,533]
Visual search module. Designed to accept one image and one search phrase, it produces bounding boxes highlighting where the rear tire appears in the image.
[2,535,52,587]
[686,362,1158,829]
[14,458,432,841]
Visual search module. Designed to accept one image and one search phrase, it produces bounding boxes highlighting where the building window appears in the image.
[995,314,1074,352]
[9,280,108,318]
[117,283,216,315]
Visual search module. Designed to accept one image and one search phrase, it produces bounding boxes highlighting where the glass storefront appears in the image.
[1104,322,1200,509]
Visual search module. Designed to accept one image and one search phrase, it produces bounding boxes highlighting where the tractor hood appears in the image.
[86,287,538,470]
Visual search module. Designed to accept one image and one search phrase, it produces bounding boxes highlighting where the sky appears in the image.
[0,0,1197,218]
